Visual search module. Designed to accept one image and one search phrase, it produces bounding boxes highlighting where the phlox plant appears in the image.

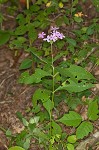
[0,1,98,149]
[8,26,97,150]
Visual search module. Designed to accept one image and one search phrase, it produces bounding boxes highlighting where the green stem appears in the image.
[51,43,55,104]
[27,0,29,9]
[49,43,55,141]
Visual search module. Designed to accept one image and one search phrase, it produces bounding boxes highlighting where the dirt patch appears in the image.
[0,45,37,149]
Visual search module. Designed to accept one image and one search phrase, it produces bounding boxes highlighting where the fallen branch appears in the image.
[76,132,99,150]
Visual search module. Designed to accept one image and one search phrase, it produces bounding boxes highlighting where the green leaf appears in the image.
[19,68,50,84]
[18,71,30,83]
[27,47,47,64]
[68,45,75,53]
[30,4,40,12]
[56,65,95,93]
[0,0,8,3]
[16,14,26,25]
[87,25,94,35]
[72,0,78,7]
[67,143,74,150]
[19,59,32,70]
[32,88,52,115]
[66,38,76,47]
[32,105,40,113]
[6,129,12,137]
[23,138,30,150]
[74,16,83,23]
[56,40,65,49]
[91,0,99,11]
[67,135,77,143]
[68,65,94,80]
[29,116,40,124]
[9,37,26,49]
[52,121,62,135]
[15,25,27,35]
[33,128,48,140]
[16,112,24,122]
[53,51,68,62]
[28,123,36,131]
[37,111,49,122]
[32,88,51,107]
[62,0,69,2]
[96,58,99,65]
[28,28,37,41]
[88,100,99,121]
[63,15,69,25]
[76,121,93,139]
[8,146,25,150]
[0,30,10,46]
[17,37,26,43]
[58,65,95,80]
[22,118,29,127]
[26,68,50,84]
[58,111,82,127]
[43,99,54,115]
[32,21,41,28]
[56,79,94,93]
[56,16,64,26]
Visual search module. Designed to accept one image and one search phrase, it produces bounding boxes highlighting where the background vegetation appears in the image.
[0,0,99,150]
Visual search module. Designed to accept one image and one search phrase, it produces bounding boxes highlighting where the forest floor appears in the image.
[0,1,99,150]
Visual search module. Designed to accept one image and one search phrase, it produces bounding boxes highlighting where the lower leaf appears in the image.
[76,121,93,139]
[8,146,25,150]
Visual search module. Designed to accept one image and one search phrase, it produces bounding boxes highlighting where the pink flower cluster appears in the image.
[38,26,65,43]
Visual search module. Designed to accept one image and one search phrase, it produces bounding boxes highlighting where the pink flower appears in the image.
[55,31,65,39]
[38,26,65,43]
[43,35,52,42]
[38,32,46,39]
[50,26,59,32]
[43,34,58,42]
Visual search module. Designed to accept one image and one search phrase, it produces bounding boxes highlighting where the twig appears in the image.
[47,13,63,23]
[20,85,32,95]
[75,47,99,65]
[0,126,6,132]
[0,73,14,87]
[3,14,15,19]
[0,100,15,104]
[52,13,63,21]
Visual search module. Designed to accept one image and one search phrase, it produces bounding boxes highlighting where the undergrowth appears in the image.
[0,0,99,150]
